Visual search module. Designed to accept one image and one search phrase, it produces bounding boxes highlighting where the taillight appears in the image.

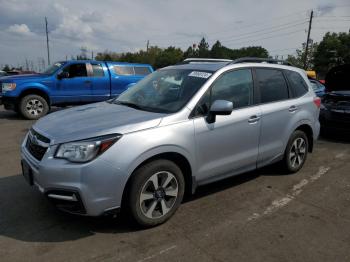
[313,97,321,108]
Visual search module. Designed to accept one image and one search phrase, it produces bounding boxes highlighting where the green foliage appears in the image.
[198,37,210,57]
[314,31,350,76]
[2,65,10,72]
[286,41,318,69]
[94,37,268,68]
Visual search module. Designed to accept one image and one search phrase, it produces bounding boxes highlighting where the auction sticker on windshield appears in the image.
[188,71,212,78]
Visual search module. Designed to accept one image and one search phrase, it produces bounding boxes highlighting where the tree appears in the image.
[197,37,209,57]
[210,41,224,58]
[286,41,318,69]
[184,45,198,58]
[2,65,10,72]
[155,46,184,68]
[314,31,350,77]
[95,50,121,61]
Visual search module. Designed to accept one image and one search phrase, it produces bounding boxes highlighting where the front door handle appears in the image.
[289,105,298,113]
[248,115,261,124]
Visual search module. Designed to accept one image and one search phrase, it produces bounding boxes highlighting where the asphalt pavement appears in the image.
[0,107,349,262]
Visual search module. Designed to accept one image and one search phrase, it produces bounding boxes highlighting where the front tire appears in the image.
[283,130,309,173]
[19,94,49,120]
[127,159,185,227]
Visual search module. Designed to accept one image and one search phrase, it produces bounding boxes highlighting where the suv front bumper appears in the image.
[20,134,127,216]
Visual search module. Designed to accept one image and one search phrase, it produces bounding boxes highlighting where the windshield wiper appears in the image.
[114,101,144,110]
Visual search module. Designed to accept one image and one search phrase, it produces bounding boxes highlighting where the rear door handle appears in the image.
[84,80,92,84]
[248,115,261,124]
[289,105,298,113]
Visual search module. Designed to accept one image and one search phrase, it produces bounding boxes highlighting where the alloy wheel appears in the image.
[289,137,306,169]
[139,171,179,219]
[26,99,44,116]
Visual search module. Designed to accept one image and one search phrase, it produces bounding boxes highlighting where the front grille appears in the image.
[30,128,50,143]
[25,129,50,161]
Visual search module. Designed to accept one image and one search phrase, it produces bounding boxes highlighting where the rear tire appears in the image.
[282,130,309,173]
[19,94,49,120]
[126,159,185,227]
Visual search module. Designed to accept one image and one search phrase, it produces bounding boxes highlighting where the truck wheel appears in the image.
[282,130,309,173]
[126,159,185,227]
[19,94,49,120]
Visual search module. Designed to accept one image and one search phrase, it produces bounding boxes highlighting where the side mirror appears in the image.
[57,71,69,79]
[206,100,233,124]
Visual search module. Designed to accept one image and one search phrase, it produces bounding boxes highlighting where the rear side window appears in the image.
[91,64,105,77]
[256,68,289,103]
[134,66,151,76]
[285,70,308,97]
[114,66,134,75]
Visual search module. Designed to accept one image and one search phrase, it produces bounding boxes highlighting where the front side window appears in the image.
[285,70,308,97]
[256,68,289,103]
[194,69,254,116]
[43,62,66,75]
[114,69,211,113]
[62,63,87,78]
[114,66,134,76]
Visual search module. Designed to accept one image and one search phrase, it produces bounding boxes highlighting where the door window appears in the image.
[91,64,105,77]
[256,68,289,103]
[62,63,88,78]
[195,69,254,116]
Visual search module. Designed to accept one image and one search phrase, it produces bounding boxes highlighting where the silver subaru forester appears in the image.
[21,58,320,227]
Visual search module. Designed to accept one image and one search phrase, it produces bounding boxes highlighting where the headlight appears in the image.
[2,83,16,92]
[55,134,122,163]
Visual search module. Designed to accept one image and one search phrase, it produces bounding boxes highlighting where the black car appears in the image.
[320,64,350,135]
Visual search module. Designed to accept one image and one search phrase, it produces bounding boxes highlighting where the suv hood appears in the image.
[33,102,165,145]
[325,64,350,92]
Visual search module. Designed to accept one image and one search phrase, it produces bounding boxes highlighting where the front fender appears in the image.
[5,82,51,98]
[126,145,194,176]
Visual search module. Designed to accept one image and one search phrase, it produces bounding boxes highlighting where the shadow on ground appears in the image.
[0,175,140,243]
[0,162,283,244]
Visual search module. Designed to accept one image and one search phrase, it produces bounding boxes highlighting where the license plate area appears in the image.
[21,160,33,186]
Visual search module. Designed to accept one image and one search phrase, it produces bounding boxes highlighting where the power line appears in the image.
[224,29,304,46]
[148,11,309,42]
[216,21,307,42]
[152,20,307,47]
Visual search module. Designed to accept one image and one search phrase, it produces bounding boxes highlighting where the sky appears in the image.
[0,0,349,70]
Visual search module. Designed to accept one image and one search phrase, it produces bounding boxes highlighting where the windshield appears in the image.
[114,69,212,113]
[42,62,66,74]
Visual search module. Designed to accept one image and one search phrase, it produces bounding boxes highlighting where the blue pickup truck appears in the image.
[0,60,153,119]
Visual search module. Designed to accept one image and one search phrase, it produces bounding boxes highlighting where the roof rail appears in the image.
[182,58,233,64]
[230,57,292,66]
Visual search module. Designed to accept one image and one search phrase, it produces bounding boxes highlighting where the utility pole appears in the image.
[303,10,313,70]
[45,17,50,65]
[91,51,94,60]
[146,40,149,52]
